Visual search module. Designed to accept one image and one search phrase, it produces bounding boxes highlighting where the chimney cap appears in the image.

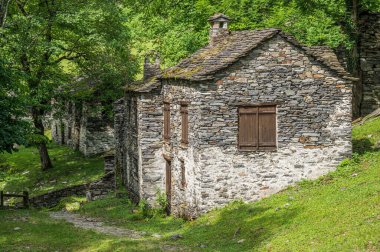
[208,13,231,22]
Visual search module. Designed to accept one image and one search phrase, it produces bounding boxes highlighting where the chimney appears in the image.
[143,51,160,81]
[208,13,231,46]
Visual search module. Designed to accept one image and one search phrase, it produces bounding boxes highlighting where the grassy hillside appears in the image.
[0,118,379,251]
[74,117,380,251]
[0,143,104,197]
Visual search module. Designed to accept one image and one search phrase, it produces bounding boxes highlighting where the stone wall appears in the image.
[27,156,116,208]
[52,101,114,157]
[359,12,380,115]
[116,35,352,218]
[114,95,141,202]
[28,172,115,208]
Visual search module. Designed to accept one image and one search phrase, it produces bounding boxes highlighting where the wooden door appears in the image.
[165,159,172,214]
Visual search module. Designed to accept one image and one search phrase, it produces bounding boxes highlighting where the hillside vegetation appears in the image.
[0,143,104,197]
[0,118,379,251]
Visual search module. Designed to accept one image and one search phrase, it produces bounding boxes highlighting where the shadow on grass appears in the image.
[178,203,300,251]
[352,138,379,155]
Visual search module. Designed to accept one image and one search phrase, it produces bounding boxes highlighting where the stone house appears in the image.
[115,14,353,218]
[52,100,114,157]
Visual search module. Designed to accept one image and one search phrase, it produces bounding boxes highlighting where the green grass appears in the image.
[0,143,104,197]
[74,117,380,251]
[1,118,380,251]
[0,209,170,252]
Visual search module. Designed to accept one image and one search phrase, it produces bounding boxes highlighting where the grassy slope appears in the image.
[76,118,380,251]
[0,118,379,251]
[0,209,168,252]
[0,143,104,197]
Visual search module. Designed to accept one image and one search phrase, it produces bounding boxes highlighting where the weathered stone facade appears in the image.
[359,12,380,115]
[115,15,353,218]
[52,101,114,156]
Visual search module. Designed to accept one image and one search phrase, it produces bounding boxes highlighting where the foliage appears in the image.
[155,189,169,216]
[0,0,138,169]
[51,196,87,212]
[0,60,30,154]
[138,198,152,219]
[0,143,104,196]
[124,0,380,72]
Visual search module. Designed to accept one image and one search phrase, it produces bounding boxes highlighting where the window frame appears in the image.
[237,103,277,152]
[163,102,170,142]
[180,102,189,146]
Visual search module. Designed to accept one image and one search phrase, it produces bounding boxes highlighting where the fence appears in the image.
[0,191,29,208]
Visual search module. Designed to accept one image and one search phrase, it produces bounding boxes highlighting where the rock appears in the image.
[170,234,183,240]
[233,227,241,237]
[152,233,162,238]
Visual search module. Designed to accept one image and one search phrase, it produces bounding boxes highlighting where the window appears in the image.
[180,159,186,188]
[163,102,170,141]
[180,103,189,145]
[238,105,277,151]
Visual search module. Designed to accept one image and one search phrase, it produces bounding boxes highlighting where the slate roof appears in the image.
[125,77,161,93]
[126,28,354,92]
[208,13,231,21]
[161,29,354,81]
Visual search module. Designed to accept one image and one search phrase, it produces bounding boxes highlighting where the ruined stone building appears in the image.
[52,100,114,157]
[359,12,380,115]
[115,14,353,217]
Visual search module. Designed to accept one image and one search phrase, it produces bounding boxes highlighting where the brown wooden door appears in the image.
[165,159,172,214]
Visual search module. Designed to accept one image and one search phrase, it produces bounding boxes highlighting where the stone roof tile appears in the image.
[161,29,354,81]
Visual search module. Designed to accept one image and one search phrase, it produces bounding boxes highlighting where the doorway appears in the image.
[165,159,172,214]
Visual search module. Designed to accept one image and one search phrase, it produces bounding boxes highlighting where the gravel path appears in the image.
[49,211,145,239]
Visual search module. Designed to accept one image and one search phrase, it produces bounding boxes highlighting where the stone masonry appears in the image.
[115,14,353,218]
[359,12,380,115]
[52,101,114,157]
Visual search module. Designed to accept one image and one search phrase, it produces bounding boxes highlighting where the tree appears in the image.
[1,0,136,170]
[0,59,30,153]
[0,0,11,27]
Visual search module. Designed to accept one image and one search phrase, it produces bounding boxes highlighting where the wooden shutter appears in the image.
[258,106,276,150]
[238,107,258,150]
[163,102,170,141]
[238,105,276,151]
[180,103,188,145]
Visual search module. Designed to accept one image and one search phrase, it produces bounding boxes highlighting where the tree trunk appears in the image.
[38,142,52,171]
[32,106,53,170]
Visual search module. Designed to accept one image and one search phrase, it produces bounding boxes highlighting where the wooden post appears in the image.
[0,191,3,208]
[23,191,29,209]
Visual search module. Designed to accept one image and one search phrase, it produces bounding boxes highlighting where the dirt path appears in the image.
[49,211,145,239]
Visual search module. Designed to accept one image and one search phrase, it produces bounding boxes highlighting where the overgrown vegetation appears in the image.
[125,0,380,70]
[0,0,137,170]
[0,143,104,197]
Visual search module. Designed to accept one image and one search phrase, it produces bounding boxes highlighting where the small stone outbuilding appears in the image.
[359,12,380,115]
[52,100,114,157]
[115,14,353,218]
